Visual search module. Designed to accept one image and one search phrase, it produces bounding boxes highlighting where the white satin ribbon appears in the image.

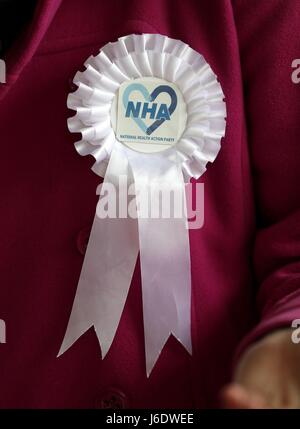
[59,142,192,376]
[60,34,226,376]
[126,146,192,375]
[59,146,139,359]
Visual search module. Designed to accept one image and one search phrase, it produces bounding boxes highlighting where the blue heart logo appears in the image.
[122,83,177,135]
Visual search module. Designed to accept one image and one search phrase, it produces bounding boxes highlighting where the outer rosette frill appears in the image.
[67,34,226,181]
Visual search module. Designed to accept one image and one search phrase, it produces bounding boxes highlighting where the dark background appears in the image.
[0,0,37,56]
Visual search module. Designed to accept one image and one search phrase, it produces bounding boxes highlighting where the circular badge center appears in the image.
[111,77,187,154]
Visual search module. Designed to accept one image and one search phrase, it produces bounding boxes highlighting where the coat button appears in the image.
[76,226,91,255]
[95,388,128,409]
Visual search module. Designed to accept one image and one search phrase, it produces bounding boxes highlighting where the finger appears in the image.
[220,383,268,409]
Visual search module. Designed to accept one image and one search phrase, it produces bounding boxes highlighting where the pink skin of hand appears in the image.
[220,329,300,409]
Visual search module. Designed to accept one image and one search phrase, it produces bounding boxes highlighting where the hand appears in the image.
[220,328,300,408]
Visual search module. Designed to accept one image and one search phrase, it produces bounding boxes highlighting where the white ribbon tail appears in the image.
[58,148,139,358]
[126,148,192,376]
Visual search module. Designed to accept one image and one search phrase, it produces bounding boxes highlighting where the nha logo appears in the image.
[125,101,171,121]
[122,83,178,136]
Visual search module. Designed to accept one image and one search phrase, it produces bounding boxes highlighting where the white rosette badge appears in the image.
[59,34,226,375]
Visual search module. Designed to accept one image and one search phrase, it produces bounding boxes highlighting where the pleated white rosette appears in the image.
[59,34,226,376]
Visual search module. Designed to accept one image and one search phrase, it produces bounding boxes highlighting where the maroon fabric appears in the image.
[0,0,299,408]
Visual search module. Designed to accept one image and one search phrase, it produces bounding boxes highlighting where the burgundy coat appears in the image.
[0,0,300,408]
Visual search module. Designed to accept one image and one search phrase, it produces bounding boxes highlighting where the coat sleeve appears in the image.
[231,0,300,358]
